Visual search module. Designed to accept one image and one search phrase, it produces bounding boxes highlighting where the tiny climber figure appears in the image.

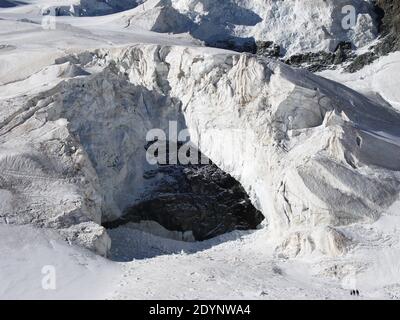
[350,290,360,296]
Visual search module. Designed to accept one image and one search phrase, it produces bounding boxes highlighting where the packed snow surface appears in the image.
[1,0,400,300]
[319,51,400,110]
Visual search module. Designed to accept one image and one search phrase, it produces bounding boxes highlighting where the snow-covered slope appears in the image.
[319,51,400,110]
[0,0,144,16]
[0,224,120,299]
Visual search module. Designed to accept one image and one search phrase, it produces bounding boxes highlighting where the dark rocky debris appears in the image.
[346,0,400,72]
[104,143,264,241]
[256,41,281,58]
[210,39,281,58]
[286,0,400,73]
[285,42,354,72]
[218,0,400,73]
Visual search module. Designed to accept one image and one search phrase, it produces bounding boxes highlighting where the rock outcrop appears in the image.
[375,0,400,44]
[104,147,264,241]
[346,0,400,72]
[285,42,354,72]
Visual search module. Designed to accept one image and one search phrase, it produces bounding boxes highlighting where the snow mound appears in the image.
[0,224,119,299]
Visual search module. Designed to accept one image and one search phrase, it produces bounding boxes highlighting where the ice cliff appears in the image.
[2,44,400,257]
[123,0,379,56]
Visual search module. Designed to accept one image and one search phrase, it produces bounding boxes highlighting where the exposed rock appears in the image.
[209,38,257,54]
[285,42,354,72]
[375,0,400,38]
[345,51,377,73]
[371,0,400,55]
[104,148,264,241]
[256,41,281,58]
[346,0,400,72]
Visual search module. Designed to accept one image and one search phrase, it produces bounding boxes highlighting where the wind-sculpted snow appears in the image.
[1,44,400,257]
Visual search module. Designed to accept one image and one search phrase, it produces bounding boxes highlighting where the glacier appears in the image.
[1,43,400,257]
[123,0,379,56]
[1,0,400,299]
